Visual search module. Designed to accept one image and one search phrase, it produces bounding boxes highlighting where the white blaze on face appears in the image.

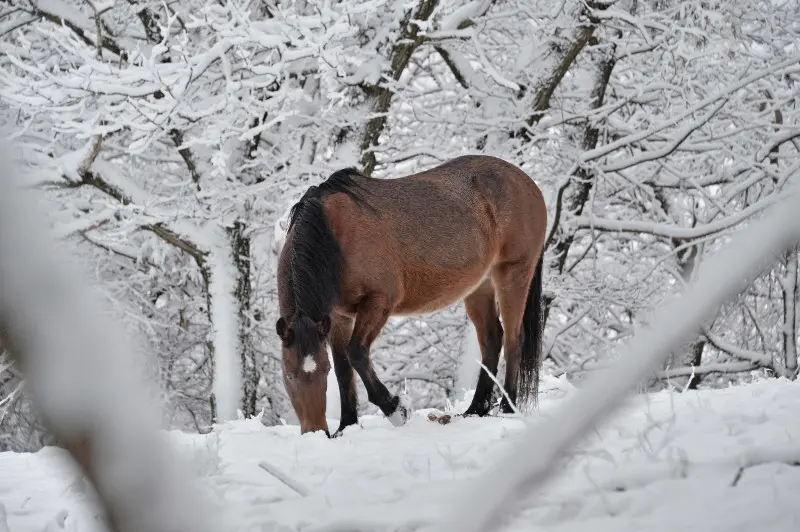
[302,355,317,374]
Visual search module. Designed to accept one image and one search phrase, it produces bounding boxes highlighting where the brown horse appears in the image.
[275,155,547,436]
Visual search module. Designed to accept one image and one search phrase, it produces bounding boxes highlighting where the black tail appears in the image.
[518,255,544,408]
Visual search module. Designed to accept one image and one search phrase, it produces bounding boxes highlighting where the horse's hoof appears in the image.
[388,401,411,427]
[332,421,358,438]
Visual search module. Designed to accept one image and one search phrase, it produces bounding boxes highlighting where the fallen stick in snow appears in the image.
[259,460,310,496]
[0,142,219,532]
[729,444,800,486]
[438,183,800,532]
[474,358,520,415]
[551,444,800,502]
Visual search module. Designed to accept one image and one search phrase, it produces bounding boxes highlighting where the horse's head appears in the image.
[275,313,332,436]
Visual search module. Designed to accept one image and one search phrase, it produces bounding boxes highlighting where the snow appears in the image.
[35,0,95,33]
[439,1,494,31]
[2,377,800,531]
[446,186,800,532]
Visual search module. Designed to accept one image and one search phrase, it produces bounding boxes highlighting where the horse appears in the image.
[275,154,548,436]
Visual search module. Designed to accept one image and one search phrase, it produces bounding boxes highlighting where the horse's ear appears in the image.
[277,318,295,345]
[316,315,331,337]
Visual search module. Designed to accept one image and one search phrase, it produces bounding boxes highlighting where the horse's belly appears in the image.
[393,269,489,315]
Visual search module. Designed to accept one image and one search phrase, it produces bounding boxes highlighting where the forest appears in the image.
[1,0,798,453]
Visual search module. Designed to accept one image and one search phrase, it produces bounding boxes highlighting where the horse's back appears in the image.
[414,155,547,255]
[323,155,546,314]
[416,154,544,207]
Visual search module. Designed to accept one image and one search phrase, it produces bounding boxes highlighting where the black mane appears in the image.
[288,168,371,230]
[286,168,372,330]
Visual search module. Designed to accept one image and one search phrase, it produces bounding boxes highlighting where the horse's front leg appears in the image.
[347,296,410,427]
[330,315,358,437]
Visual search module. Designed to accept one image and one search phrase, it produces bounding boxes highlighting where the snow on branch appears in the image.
[702,331,773,367]
[600,98,729,173]
[581,55,800,163]
[438,0,496,31]
[28,0,125,58]
[656,361,759,379]
[573,190,784,240]
[439,182,800,532]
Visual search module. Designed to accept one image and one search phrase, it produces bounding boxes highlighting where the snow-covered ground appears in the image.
[2,376,800,532]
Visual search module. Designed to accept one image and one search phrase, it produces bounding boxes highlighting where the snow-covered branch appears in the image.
[581,56,800,163]
[356,0,439,175]
[574,191,783,240]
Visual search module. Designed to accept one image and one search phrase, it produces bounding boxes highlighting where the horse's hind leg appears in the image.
[346,295,410,426]
[462,278,503,417]
[492,259,537,413]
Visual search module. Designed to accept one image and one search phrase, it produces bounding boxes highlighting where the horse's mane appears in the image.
[286,169,372,345]
[288,168,371,230]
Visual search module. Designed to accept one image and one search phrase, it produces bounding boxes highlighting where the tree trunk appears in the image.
[781,246,799,379]
[543,42,617,326]
[356,0,439,176]
[652,187,707,390]
[228,221,260,417]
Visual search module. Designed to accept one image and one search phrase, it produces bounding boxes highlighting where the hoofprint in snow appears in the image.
[2,377,800,531]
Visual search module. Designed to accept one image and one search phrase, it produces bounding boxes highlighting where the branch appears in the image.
[703,331,773,367]
[258,461,309,497]
[439,0,497,32]
[573,191,783,240]
[600,98,728,173]
[359,0,440,175]
[31,1,124,59]
[581,55,800,163]
[123,1,200,191]
[145,224,207,269]
[656,361,759,379]
[169,129,202,191]
[67,167,208,270]
[434,45,469,89]
[79,230,159,270]
[514,2,613,140]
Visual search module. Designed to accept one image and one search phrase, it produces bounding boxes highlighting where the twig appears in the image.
[258,460,310,497]
[474,358,520,416]
[730,467,744,487]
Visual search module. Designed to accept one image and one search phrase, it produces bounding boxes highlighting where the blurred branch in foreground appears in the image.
[0,141,219,532]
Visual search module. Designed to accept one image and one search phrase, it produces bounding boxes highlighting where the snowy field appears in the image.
[1,376,799,532]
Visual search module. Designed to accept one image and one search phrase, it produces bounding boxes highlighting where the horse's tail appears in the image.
[518,254,544,408]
